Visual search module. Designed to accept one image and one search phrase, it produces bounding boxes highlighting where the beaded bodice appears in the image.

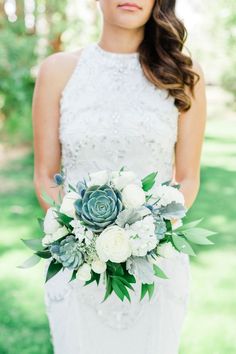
[59,42,179,189]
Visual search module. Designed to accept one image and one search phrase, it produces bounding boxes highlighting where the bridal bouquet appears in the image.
[20,168,215,302]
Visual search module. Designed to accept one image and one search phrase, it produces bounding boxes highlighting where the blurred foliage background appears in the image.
[0,0,235,353]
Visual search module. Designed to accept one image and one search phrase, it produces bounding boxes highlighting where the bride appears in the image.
[32,0,206,353]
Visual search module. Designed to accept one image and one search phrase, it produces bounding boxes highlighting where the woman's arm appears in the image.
[173,61,207,210]
[32,51,82,212]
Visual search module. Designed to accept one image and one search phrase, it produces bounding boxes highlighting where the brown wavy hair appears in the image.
[139,0,200,112]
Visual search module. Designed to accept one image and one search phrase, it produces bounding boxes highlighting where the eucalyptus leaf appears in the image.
[183,228,216,245]
[127,257,154,284]
[159,202,186,220]
[178,218,203,231]
[21,238,44,252]
[18,254,41,269]
[115,208,142,227]
[172,233,196,256]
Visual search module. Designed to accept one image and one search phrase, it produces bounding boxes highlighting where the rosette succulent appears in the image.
[74,185,123,232]
[50,235,83,270]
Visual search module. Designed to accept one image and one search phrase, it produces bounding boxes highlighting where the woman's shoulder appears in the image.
[36,48,84,96]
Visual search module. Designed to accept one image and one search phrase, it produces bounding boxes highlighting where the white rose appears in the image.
[42,234,53,247]
[122,184,146,209]
[156,242,177,258]
[77,263,92,281]
[60,191,80,217]
[52,225,68,240]
[111,171,141,190]
[87,170,109,187]
[149,184,185,207]
[91,259,107,274]
[43,207,60,234]
[42,226,68,247]
[96,226,131,263]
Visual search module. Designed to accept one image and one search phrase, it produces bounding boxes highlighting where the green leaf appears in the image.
[184,227,217,238]
[21,238,44,252]
[18,254,41,269]
[68,183,77,192]
[112,278,131,302]
[161,179,172,186]
[123,273,136,284]
[37,217,44,231]
[112,278,125,301]
[140,283,149,301]
[58,189,64,204]
[183,228,215,245]
[70,270,77,282]
[142,172,158,192]
[35,250,51,259]
[116,279,131,302]
[153,264,169,279]
[103,275,113,302]
[179,218,203,231]
[54,210,73,226]
[84,271,101,286]
[147,282,155,300]
[172,233,196,256]
[111,276,134,291]
[45,261,63,282]
[41,190,56,207]
[107,262,124,276]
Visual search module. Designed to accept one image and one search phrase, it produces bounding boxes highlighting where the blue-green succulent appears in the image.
[74,184,123,232]
[50,236,83,270]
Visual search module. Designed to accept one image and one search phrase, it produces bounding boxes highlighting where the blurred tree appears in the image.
[0,0,99,144]
[219,1,236,102]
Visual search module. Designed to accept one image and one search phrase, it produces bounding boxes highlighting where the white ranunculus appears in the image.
[149,184,185,207]
[42,226,68,247]
[43,207,60,234]
[60,191,80,217]
[91,259,107,274]
[156,242,177,258]
[96,226,131,263]
[87,170,109,187]
[77,263,92,281]
[111,171,141,190]
[122,183,146,209]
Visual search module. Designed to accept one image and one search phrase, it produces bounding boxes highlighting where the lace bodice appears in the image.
[59,42,179,189]
[45,42,190,354]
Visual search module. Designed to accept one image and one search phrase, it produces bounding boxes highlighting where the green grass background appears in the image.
[0,87,235,354]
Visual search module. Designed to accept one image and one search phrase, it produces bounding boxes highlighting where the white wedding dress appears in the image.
[44,41,191,354]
